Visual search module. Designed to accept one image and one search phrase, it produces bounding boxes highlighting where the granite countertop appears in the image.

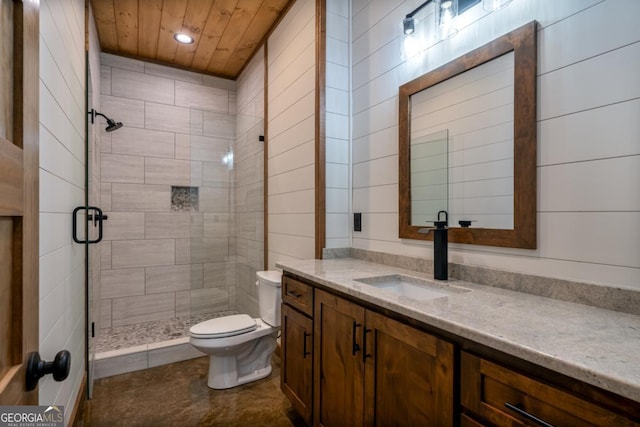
[276,258,640,403]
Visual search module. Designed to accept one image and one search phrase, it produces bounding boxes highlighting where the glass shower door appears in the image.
[185,108,237,321]
[85,54,103,398]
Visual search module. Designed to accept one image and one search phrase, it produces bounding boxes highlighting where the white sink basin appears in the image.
[354,274,470,302]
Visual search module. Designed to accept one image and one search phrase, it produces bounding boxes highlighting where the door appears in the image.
[314,290,365,427]
[0,0,40,405]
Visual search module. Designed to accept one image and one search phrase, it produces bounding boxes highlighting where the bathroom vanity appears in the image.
[278,258,640,426]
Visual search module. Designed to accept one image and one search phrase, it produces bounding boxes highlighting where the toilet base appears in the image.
[205,333,277,389]
[207,359,272,389]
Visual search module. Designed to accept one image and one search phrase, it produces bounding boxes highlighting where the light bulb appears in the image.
[173,33,194,44]
[438,0,458,40]
[403,34,421,59]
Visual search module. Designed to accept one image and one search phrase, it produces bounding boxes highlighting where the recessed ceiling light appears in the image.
[174,33,194,44]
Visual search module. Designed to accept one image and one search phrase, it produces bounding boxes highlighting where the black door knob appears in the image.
[25,350,71,391]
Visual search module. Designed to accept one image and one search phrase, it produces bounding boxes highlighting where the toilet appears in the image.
[189,270,282,389]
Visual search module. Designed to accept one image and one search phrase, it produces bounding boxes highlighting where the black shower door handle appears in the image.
[72,206,105,244]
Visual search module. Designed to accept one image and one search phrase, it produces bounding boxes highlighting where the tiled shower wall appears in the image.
[99,53,237,329]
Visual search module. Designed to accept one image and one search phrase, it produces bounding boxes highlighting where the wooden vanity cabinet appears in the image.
[314,289,455,427]
[282,273,640,426]
[460,351,640,427]
[281,277,314,425]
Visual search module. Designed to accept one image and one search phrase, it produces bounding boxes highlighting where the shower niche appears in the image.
[171,186,199,212]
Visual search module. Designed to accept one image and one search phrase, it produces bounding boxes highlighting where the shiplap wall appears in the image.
[38,0,86,421]
[351,0,640,289]
[325,0,352,248]
[267,0,317,269]
[235,46,266,316]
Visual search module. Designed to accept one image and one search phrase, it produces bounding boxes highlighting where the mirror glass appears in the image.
[409,52,514,229]
[399,21,537,249]
[410,130,448,225]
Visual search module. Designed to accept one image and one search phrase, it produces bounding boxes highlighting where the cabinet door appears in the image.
[363,310,454,427]
[281,304,313,425]
[314,290,366,427]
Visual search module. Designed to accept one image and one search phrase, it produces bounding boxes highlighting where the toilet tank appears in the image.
[256,270,282,327]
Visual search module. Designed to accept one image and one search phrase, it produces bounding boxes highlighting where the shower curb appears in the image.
[93,337,205,379]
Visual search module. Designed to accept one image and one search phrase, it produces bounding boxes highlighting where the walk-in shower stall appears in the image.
[84,53,265,393]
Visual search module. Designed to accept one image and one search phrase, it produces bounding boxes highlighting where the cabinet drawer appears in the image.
[282,276,313,316]
[461,351,639,427]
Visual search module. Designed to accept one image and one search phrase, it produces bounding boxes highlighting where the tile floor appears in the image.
[80,355,307,427]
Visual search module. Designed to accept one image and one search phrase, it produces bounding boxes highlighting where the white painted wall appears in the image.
[325,0,352,249]
[351,0,640,289]
[236,46,266,316]
[38,0,86,422]
[267,0,317,269]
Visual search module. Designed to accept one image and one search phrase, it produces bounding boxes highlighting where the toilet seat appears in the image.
[190,314,257,339]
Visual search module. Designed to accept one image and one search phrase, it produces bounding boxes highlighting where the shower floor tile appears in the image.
[94,311,237,353]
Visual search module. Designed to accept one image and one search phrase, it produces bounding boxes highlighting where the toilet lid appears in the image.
[190,314,257,338]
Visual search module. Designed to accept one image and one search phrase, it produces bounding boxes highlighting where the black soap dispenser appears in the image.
[433,210,448,281]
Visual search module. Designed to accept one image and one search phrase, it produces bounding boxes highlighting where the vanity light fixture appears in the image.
[402,0,504,40]
[402,0,497,57]
[402,0,460,44]
[174,32,194,44]
[403,17,415,35]
[402,0,434,36]
[402,0,437,59]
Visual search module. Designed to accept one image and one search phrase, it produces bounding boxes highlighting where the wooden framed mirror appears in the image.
[399,21,537,248]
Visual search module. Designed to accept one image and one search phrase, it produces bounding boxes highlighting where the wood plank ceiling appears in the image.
[91,0,293,79]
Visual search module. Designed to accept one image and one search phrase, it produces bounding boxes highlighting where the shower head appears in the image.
[105,118,123,132]
[88,109,123,132]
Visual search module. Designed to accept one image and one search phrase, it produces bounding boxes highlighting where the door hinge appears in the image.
[91,322,95,338]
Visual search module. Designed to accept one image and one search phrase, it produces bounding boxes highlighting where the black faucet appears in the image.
[419,210,448,280]
[433,210,448,280]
